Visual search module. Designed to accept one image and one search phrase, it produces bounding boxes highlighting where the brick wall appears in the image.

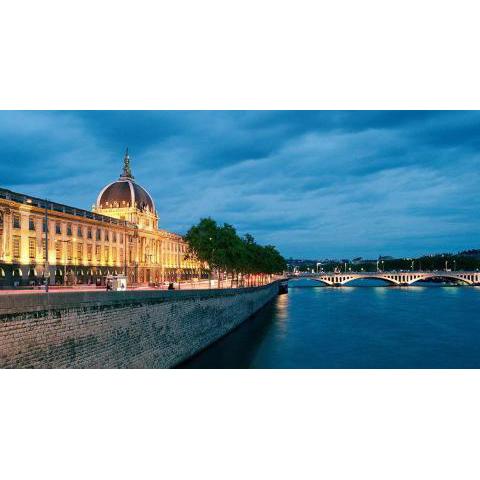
[0,282,280,368]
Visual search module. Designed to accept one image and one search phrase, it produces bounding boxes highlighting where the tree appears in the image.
[184,218,286,287]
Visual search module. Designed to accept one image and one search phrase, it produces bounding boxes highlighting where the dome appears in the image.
[96,149,155,213]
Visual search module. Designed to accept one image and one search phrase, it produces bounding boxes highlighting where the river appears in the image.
[180,278,480,368]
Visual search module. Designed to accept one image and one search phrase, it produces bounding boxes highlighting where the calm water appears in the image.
[180,279,480,368]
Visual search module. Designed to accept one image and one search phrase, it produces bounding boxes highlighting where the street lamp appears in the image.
[59,238,76,286]
[44,199,50,293]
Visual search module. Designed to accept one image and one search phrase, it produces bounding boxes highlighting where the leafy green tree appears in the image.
[184,218,286,287]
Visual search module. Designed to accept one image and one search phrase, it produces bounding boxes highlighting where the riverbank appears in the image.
[0,280,283,368]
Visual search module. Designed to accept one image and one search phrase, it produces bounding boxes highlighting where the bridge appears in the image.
[289,271,480,286]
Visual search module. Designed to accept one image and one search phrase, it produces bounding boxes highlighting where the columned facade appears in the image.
[0,151,200,287]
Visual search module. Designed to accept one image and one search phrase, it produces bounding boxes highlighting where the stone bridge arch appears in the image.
[407,273,475,285]
[341,275,400,286]
[310,272,480,286]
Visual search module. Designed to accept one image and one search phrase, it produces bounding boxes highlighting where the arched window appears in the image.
[13,268,23,277]
[0,268,5,278]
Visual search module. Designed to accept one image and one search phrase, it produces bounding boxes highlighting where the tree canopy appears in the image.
[185,217,286,277]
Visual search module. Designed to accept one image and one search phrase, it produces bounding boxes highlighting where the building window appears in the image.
[87,228,92,239]
[56,241,62,261]
[56,222,61,235]
[112,247,117,263]
[13,214,20,229]
[119,233,123,243]
[87,244,92,262]
[112,232,117,243]
[105,231,110,242]
[96,229,101,241]
[29,238,36,259]
[0,211,3,226]
[95,245,101,262]
[43,220,49,233]
[105,246,109,262]
[67,242,73,261]
[77,226,83,238]
[67,223,72,236]
[29,217,35,231]
[77,243,83,261]
[13,236,21,259]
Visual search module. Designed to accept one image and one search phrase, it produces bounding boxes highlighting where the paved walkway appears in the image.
[0,279,272,295]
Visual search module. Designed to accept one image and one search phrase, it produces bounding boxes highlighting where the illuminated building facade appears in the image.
[0,151,200,287]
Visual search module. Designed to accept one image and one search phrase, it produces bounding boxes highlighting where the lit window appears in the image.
[13,236,21,259]
[29,238,36,259]
[56,241,62,261]
[77,243,83,260]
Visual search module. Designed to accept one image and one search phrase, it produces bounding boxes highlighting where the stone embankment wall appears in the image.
[0,282,281,368]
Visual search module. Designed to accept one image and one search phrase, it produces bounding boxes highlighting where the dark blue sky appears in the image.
[1,111,479,259]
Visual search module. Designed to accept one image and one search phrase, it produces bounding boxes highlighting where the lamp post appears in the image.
[123,220,127,276]
[44,199,50,292]
[59,238,75,286]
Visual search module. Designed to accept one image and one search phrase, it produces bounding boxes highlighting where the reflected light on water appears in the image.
[443,286,460,294]
[275,293,289,320]
[274,294,289,337]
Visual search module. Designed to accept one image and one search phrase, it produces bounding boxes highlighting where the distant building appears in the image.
[0,150,200,287]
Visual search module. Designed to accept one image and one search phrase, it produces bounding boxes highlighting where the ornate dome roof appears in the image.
[96,149,155,213]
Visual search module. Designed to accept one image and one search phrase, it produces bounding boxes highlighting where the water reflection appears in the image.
[180,283,480,368]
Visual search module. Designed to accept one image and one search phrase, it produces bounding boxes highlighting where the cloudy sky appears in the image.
[1,111,479,259]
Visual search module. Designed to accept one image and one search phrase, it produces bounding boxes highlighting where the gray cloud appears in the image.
[1,111,479,258]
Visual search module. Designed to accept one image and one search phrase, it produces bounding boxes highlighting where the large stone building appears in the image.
[0,151,200,287]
